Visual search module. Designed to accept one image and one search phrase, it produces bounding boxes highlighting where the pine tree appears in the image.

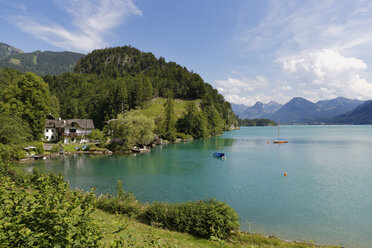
[163,94,177,141]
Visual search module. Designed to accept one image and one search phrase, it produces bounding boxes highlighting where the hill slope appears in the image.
[264,97,365,124]
[0,42,23,61]
[325,100,372,124]
[0,50,84,76]
[315,97,364,118]
[70,46,237,129]
[266,97,324,123]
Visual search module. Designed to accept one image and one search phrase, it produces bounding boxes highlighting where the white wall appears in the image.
[44,128,57,142]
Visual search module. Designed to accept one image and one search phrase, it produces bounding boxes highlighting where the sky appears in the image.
[1,0,372,106]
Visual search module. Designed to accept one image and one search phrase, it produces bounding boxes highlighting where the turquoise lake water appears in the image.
[30,126,372,247]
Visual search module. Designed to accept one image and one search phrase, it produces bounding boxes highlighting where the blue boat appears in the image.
[213,152,226,159]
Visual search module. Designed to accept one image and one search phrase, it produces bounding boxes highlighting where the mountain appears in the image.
[0,50,85,76]
[315,97,364,117]
[46,45,237,129]
[324,100,372,124]
[232,101,282,119]
[259,97,366,124]
[266,97,325,124]
[0,42,23,61]
[231,103,249,117]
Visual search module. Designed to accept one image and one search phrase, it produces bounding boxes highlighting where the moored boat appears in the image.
[213,152,226,159]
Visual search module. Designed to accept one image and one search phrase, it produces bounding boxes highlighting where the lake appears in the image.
[29,126,372,247]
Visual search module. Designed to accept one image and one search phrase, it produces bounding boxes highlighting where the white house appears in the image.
[44,114,95,144]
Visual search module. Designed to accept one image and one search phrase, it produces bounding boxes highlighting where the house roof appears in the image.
[45,119,95,129]
[67,119,95,129]
[45,119,64,128]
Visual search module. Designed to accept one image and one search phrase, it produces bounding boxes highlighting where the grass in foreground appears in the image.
[92,209,340,248]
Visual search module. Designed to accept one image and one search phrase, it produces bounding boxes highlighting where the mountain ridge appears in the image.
[232,97,366,124]
[0,42,23,61]
[0,42,84,76]
[231,101,282,119]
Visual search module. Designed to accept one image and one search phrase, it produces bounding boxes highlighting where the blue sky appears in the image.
[1,0,372,106]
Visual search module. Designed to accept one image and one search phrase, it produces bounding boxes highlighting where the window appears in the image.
[51,136,54,139]
[52,129,54,132]
[46,136,49,139]
[46,129,49,132]
[71,138,75,142]
[69,129,76,133]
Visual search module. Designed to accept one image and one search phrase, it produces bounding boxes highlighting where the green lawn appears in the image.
[92,209,340,248]
[128,97,199,120]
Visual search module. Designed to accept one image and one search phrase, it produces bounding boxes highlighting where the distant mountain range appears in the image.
[0,42,23,60]
[0,42,84,76]
[323,100,372,124]
[231,101,282,119]
[232,97,366,124]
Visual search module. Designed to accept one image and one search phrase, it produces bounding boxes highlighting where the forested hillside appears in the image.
[46,46,237,131]
[0,50,84,76]
[0,42,23,61]
[0,45,237,157]
[324,100,372,124]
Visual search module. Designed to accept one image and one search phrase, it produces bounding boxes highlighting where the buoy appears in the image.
[284,172,287,176]
[267,141,270,144]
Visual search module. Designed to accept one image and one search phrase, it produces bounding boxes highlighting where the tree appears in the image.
[105,113,154,150]
[105,78,128,119]
[203,105,223,136]
[89,129,105,141]
[0,72,50,140]
[0,112,32,145]
[142,76,153,102]
[49,95,60,118]
[176,102,208,139]
[163,95,177,141]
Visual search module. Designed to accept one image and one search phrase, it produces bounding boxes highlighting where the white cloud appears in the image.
[225,1,372,104]
[11,0,142,52]
[234,1,372,57]
[280,49,372,100]
[215,76,291,105]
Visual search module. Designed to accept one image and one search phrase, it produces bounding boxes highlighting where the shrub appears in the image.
[0,144,26,161]
[140,198,240,239]
[0,173,102,247]
[51,144,62,153]
[89,129,105,142]
[95,180,140,217]
[176,132,193,141]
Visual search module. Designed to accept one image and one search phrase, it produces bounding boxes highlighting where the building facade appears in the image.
[44,114,94,144]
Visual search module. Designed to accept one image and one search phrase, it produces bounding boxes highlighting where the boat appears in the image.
[213,138,226,159]
[273,119,288,144]
[273,138,288,144]
[213,152,226,159]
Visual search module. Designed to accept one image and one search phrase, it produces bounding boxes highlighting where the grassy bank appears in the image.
[1,164,341,248]
[92,209,340,248]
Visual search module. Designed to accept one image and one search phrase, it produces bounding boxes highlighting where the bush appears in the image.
[95,194,140,217]
[176,132,193,141]
[89,129,105,142]
[51,144,62,153]
[140,198,240,239]
[0,144,26,161]
[0,173,102,247]
[95,180,140,217]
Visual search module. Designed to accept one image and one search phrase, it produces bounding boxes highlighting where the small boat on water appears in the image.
[273,138,288,144]
[213,152,226,159]
[273,119,288,144]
